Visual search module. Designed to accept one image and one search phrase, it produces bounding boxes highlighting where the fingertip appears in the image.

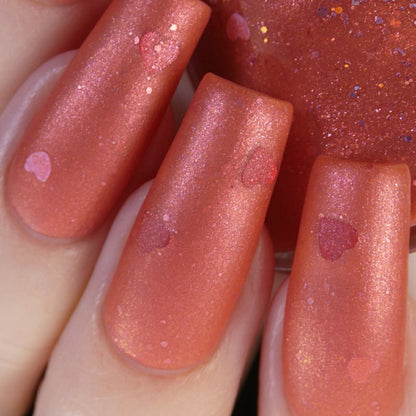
[259,278,290,416]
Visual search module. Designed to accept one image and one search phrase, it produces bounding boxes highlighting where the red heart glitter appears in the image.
[318,216,358,261]
[242,146,278,187]
[137,211,171,253]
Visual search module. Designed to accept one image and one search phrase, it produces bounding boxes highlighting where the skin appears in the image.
[0,0,111,112]
[0,2,416,416]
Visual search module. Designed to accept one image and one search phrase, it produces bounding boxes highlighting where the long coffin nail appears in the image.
[190,2,416,253]
[6,0,210,239]
[283,156,410,416]
[103,73,293,370]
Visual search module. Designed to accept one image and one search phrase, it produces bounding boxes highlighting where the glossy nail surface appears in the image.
[283,156,410,416]
[103,73,292,370]
[7,0,210,238]
[191,1,416,251]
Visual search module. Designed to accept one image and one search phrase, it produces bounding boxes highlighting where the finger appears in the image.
[259,280,290,416]
[33,73,292,415]
[33,186,274,415]
[0,0,208,408]
[402,296,416,414]
[260,156,412,416]
[0,51,104,416]
[0,49,173,416]
[0,0,111,112]
[260,288,416,416]
[6,0,209,239]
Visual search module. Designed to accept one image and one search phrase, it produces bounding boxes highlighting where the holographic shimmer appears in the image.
[191,0,416,251]
[103,74,293,370]
[7,0,210,238]
[283,156,410,416]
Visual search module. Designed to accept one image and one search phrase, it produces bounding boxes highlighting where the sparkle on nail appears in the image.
[139,31,180,74]
[160,341,168,348]
[146,86,153,94]
[347,356,381,383]
[226,13,250,41]
[241,147,278,188]
[134,36,140,45]
[170,23,178,31]
[318,217,358,261]
[24,151,51,183]
[332,6,343,14]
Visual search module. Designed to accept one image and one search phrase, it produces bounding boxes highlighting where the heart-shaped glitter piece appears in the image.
[24,151,51,183]
[318,216,358,261]
[242,146,278,187]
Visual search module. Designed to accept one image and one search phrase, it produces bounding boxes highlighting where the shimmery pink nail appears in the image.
[103,74,293,370]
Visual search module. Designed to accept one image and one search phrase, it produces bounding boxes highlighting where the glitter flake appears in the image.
[24,151,52,183]
[226,13,251,41]
[318,217,358,261]
[242,147,278,187]
[137,212,172,253]
[139,31,180,74]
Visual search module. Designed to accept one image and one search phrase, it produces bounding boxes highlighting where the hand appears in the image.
[1,2,416,416]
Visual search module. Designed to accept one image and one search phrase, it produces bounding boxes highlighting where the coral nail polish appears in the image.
[190,1,416,251]
[282,156,410,416]
[103,73,293,370]
[7,0,210,239]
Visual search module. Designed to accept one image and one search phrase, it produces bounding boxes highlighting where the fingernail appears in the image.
[7,0,210,239]
[283,156,410,416]
[190,2,416,253]
[103,73,293,371]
